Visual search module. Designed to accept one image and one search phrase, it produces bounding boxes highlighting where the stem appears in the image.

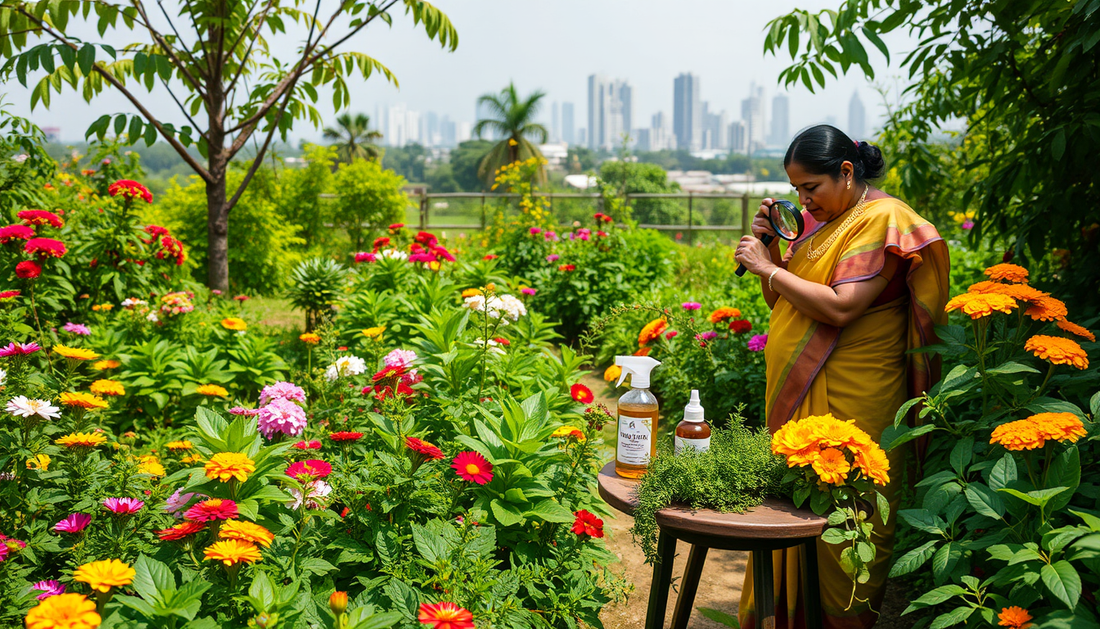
[28,283,53,371]
[1032,363,1056,400]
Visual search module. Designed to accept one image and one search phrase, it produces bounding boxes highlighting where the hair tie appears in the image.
[854,140,860,147]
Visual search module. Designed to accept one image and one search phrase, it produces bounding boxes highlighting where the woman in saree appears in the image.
[733,125,951,629]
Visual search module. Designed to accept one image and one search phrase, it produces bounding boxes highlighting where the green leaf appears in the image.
[965,483,1005,519]
[989,454,1017,490]
[525,498,573,523]
[987,361,1041,375]
[132,554,174,603]
[931,542,961,583]
[876,491,890,526]
[861,25,890,62]
[1046,448,1081,513]
[889,540,937,577]
[893,397,923,428]
[881,423,937,450]
[77,43,95,75]
[248,572,275,609]
[929,606,974,629]
[1052,128,1066,160]
[1041,560,1081,609]
[698,607,740,628]
[490,499,524,526]
[998,486,1069,508]
[904,584,966,612]
[821,527,849,544]
[949,438,973,475]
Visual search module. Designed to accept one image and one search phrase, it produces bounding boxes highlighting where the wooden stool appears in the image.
[598,462,828,629]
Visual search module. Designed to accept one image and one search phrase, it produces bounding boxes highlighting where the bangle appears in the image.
[768,267,781,292]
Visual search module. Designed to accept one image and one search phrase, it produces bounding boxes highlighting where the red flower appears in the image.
[144,225,169,239]
[292,440,323,449]
[183,498,238,522]
[373,365,407,382]
[418,602,474,629]
[287,459,332,480]
[570,383,594,404]
[108,179,153,203]
[415,231,438,247]
[665,330,678,340]
[24,238,66,258]
[0,290,20,300]
[373,236,391,248]
[571,509,604,538]
[451,451,493,485]
[596,230,608,237]
[388,223,405,230]
[17,210,63,228]
[15,260,41,279]
[633,346,652,357]
[156,236,186,266]
[157,520,205,541]
[483,254,498,260]
[492,337,510,346]
[729,319,752,334]
[233,295,250,302]
[329,431,364,442]
[405,437,444,460]
[558,264,575,272]
[0,224,35,243]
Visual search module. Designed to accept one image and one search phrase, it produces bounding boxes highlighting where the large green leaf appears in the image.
[1041,560,1082,609]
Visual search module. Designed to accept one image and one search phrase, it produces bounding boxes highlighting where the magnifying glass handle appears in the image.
[735,233,775,277]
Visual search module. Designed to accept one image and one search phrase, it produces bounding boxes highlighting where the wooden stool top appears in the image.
[597,461,828,540]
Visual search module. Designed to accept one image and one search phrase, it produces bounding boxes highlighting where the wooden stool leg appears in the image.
[751,549,774,629]
[801,538,823,629]
[645,531,677,629]
[670,544,709,629]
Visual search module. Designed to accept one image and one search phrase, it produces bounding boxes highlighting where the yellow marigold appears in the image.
[181,453,204,464]
[809,416,869,450]
[72,558,135,593]
[708,307,742,323]
[772,418,821,467]
[980,282,1047,306]
[93,359,121,370]
[299,332,321,344]
[362,326,385,338]
[461,288,483,298]
[54,345,100,361]
[1056,320,1095,342]
[219,520,275,548]
[59,392,109,410]
[1027,412,1087,444]
[990,419,1046,451]
[811,448,851,485]
[137,455,165,476]
[204,452,256,483]
[204,539,262,566]
[984,263,1029,283]
[196,384,229,397]
[55,432,107,448]
[853,443,890,486]
[166,440,193,451]
[638,318,668,346]
[551,425,586,441]
[26,453,50,471]
[1024,295,1068,322]
[945,292,1017,319]
[25,593,101,629]
[90,379,125,396]
[603,364,622,382]
[221,317,247,331]
[1024,335,1089,370]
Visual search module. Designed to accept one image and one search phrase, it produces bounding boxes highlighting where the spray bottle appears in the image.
[614,355,661,478]
[675,390,710,455]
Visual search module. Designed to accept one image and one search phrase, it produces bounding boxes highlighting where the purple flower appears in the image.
[258,381,306,406]
[747,334,768,352]
[103,497,144,515]
[257,397,308,438]
[521,288,536,296]
[529,227,542,235]
[53,513,91,533]
[546,254,560,262]
[961,219,974,230]
[62,322,91,336]
[164,489,197,518]
[695,331,717,341]
[33,580,65,600]
[682,302,702,311]
[228,406,261,416]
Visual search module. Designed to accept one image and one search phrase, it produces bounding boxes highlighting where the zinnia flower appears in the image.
[299,332,321,344]
[570,383,595,404]
[196,384,229,397]
[24,237,66,258]
[709,307,742,323]
[772,419,821,467]
[558,264,575,272]
[166,440,193,451]
[551,425,586,441]
[53,344,99,361]
[293,439,323,449]
[59,392,108,410]
[138,455,165,476]
[0,224,35,243]
[325,355,367,381]
[221,317,247,331]
[852,444,891,486]
[729,319,753,334]
[7,396,60,420]
[31,580,66,600]
[228,406,260,416]
[638,319,668,345]
[418,602,474,629]
[571,510,604,538]
[329,431,363,442]
[990,419,1046,451]
[362,326,385,338]
[54,513,91,533]
[0,289,21,300]
[184,498,239,522]
[157,520,206,541]
[984,263,1029,283]
[1024,335,1089,370]
[205,452,256,483]
[289,479,332,510]
[204,539,262,566]
[1027,412,1087,443]
[108,179,153,203]
[287,459,332,480]
[603,365,622,382]
[219,520,274,548]
[24,593,100,629]
[747,334,768,352]
[73,558,135,592]
[90,379,125,396]
[18,210,64,228]
[998,606,1033,629]
[1024,295,1068,322]
[103,497,144,515]
[406,437,444,460]
[258,381,306,406]
[93,359,121,370]
[1056,320,1096,342]
[451,451,493,484]
[15,260,41,278]
[257,397,309,438]
[55,432,106,448]
[945,292,1017,319]
[811,448,851,484]
[62,322,91,336]
[681,302,701,310]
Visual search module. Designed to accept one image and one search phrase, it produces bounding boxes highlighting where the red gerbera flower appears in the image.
[372,365,407,382]
[292,440,323,450]
[183,498,239,522]
[0,290,20,300]
[729,319,753,334]
[405,437,444,460]
[328,432,363,442]
[418,602,474,629]
[157,520,205,541]
[373,236,391,248]
[388,223,405,230]
[483,254,498,260]
[108,179,153,203]
[558,264,576,272]
[287,459,332,480]
[17,210,64,228]
[0,224,36,243]
[15,260,41,279]
[415,231,438,247]
[570,383,594,404]
[24,237,66,258]
[451,451,493,485]
[571,509,604,538]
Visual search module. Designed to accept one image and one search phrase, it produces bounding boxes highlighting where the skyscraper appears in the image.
[728,120,747,154]
[587,74,633,150]
[740,83,766,154]
[770,93,789,147]
[551,102,560,142]
[561,103,575,145]
[673,73,702,151]
[848,91,866,140]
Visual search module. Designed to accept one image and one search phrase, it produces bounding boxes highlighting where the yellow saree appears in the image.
[739,197,950,629]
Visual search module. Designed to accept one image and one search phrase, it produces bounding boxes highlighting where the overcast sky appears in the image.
[1,0,916,144]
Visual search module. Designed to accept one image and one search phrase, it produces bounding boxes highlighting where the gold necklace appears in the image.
[805,186,869,261]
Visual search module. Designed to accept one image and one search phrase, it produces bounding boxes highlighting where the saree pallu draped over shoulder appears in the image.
[739,197,950,629]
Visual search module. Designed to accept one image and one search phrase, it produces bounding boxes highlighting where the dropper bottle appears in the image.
[674,390,710,455]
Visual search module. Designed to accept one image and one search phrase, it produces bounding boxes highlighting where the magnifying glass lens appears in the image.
[770,201,802,240]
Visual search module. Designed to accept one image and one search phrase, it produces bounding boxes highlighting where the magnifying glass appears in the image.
[735,200,806,277]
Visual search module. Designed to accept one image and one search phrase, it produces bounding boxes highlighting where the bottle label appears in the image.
[617,413,652,466]
[674,435,711,455]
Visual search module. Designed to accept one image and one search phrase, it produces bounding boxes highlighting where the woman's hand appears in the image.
[752,198,777,240]
[735,235,776,277]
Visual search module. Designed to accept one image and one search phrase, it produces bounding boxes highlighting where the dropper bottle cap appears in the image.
[683,389,704,422]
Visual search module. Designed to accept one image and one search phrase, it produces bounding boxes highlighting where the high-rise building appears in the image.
[456,121,472,144]
[634,128,652,152]
[587,74,633,150]
[551,102,560,142]
[646,112,674,151]
[700,102,729,151]
[770,94,789,147]
[578,128,587,146]
[849,91,866,140]
[740,83,766,154]
[728,120,747,154]
[673,73,702,151]
[561,103,575,145]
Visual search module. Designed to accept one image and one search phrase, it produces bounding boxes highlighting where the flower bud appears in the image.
[329,591,348,615]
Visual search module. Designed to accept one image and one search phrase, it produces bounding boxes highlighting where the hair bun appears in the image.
[855,141,886,180]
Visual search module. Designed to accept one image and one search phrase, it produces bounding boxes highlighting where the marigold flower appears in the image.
[558,264,575,271]
[299,332,321,344]
[90,379,125,396]
[971,282,1046,306]
[638,318,668,345]
[362,326,385,338]
[1024,335,1089,370]
[772,417,822,467]
[73,558,135,592]
[15,260,41,278]
[1056,320,1096,342]
[1024,412,1087,444]
[55,432,107,448]
[990,419,1046,451]
[136,454,165,476]
[93,359,121,370]
[418,602,474,629]
[108,179,153,203]
[59,392,108,410]
[287,459,332,480]
[406,437,444,460]
[329,431,363,442]
[53,344,99,361]
[195,384,229,398]
[552,425,586,441]
[157,520,206,541]
[944,292,1017,319]
[603,365,622,382]
[18,210,63,228]
[461,288,482,298]
[24,237,66,258]
[811,448,851,485]
[24,593,100,629]
[571,509,604,538]
[219,520,274,548]
[709,307,742,323]
[221,317,247,331]
[984,263,1029,283]
[330,590,349,615]
[634,346,652,356]
[998,607,1032,629]
[570,383,594,404]
[1024,295,1068,322]
[184,498,239,522]
[852,443,890,486]
[166,440,193,451]
[451,451,493,484]
[205,452,256,483]
[204,539,262,566]
[181,453,204,464]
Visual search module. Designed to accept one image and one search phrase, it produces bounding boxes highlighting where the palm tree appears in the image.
[323,113,383,163]
[473,83,549,187]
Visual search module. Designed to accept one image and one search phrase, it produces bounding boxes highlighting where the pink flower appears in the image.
[747,334,768,352]
[354,252,377,263]
[665,330,678,340]
[164,489,197,518]
[103,497,144,515]
[962,219,975,230]
[287,459,332,480]
[62,322,91,336]
[257,398,308,438]
[258,381,306,406]
[529,227,542,235]
[682,302,701,311]
[53,513,91,533]
[433,246,456,262]
[0,341,40,357]
[24,237,66,258]
[521,288,536,296]
[293,440,323,450]
[408,252,437,263]
[544,231,558,242]
[33,580,65,599]
[384,349,417,370]
[228,406,261,416]
[546,254,560,262]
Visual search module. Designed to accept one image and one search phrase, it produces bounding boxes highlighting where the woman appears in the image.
[733,125,950,629]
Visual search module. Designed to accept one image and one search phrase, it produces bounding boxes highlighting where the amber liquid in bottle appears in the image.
[674,420,711,454]
[616,390,659,479]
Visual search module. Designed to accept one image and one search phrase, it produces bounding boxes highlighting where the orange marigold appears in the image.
[603,364,622,382]
[1056,320,1096,342]
[637,318,668,345]
[811,448,851,485]
[1024,335,1089,370]
[853,443,891,486]
[984,283,1047,305]
[1024,295,1068,322]
[990,419,1046,451]
[998,606,1033,629]
[984,263,1029,283]
[1027,412,1087,444]
[219,520,275,548]
[204,539,262,566]
[945,292,1017,319]
[708,307,742,323]
[25,593,101,629]
[772,418,822,467]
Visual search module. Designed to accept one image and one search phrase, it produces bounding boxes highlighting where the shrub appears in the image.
[276,143,338,253]
[332,159,410,252]
[287,258,348,331]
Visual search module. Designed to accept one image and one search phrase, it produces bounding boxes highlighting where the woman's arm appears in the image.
[748,198,787,310]
[759,240,786,310]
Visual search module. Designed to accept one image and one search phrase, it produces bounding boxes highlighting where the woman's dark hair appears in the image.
[783,124,886,182]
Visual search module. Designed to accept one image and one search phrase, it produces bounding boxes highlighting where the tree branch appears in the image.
[159,77,208,141]
[129,0,207,97]
[224,74,297,212]
[154,0,209,81]
[223,0,278,96]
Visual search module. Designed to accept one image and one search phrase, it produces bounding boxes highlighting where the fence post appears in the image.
[741,192,750,240]
[419,193,427,230]
[480,194,487,231]
[687,192,694,246]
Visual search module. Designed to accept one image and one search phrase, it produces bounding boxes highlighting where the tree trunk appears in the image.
[206,170,229,292]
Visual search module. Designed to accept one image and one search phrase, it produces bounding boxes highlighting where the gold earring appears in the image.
[846,179,851,190]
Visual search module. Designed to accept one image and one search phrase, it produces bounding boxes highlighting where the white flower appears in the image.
[6,396,61,421]
[324,355,367,381]
[380,249,408,261]
[290,479,332,509]
[146,312,159,322]
[473,339,506,357]
[497,294,527,322]
[122,298,148,308]
[464,294,525,323]
[0,368,6,386]
[383,349,417,369]
[12,154,28,163]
